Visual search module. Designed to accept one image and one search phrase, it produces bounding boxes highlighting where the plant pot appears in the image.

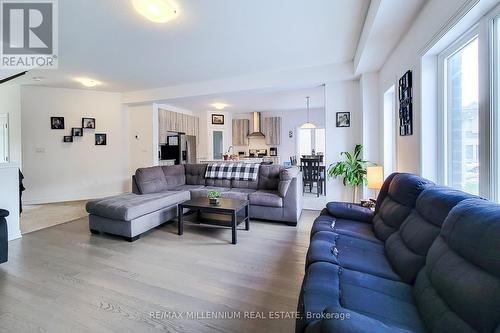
[209,198,219,205]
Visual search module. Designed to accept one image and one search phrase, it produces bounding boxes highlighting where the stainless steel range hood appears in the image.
[248,112,265,137]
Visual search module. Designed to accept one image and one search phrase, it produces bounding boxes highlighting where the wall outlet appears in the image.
[35,147,46,153]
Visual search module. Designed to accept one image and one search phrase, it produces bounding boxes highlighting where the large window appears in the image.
[298,128,325,157]
[440,33,479,194]
[495,16,500,201]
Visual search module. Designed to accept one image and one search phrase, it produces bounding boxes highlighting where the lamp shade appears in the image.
[367,166,384,190]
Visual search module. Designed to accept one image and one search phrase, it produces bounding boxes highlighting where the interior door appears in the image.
[213,131,223,160]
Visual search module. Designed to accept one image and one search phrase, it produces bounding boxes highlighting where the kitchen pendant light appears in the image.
[300,96,316,129]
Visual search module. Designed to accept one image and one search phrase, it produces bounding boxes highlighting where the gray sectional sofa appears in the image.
[133,164,302,224]
[86,163,302,241]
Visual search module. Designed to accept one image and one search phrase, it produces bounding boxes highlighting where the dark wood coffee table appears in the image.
[177,198,250,244]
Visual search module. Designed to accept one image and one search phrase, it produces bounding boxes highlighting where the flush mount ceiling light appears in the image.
[133,0,178,23]
[300,96,316,129]
[75,77,101,88]
[32,76,45,81]
[211,103,228,110]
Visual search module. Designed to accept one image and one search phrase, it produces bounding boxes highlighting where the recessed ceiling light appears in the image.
[133,0,178,23]
[211,103,228,110]
[75,77,101,87]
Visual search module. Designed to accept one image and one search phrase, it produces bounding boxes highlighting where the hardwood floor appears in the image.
[0,210,318,333]
[20,200,88,234]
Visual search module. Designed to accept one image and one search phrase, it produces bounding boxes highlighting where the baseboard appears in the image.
[23,191,127,205]
[8,230,22,241]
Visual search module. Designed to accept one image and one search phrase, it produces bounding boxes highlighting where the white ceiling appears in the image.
[161,85,325,113]
[354,0,427,74]
[2,0,370,92]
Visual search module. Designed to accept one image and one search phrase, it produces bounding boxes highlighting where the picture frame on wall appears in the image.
[212,114,225,125]
[51,117,65,129]
[336,112,350,127]
[95,133,107,145]
[82,117,96,129]
[270,147,278,156]
[72,128,83,136]
[63,136,73,143]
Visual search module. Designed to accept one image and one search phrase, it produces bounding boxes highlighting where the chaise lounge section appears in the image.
[297,173,500,333]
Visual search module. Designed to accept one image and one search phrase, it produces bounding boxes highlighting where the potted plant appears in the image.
[207,190,221,205]
[327,144,370,203]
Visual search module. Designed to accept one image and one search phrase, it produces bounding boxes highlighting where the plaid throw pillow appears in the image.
[232,163,260,181]
[205,163,234,180]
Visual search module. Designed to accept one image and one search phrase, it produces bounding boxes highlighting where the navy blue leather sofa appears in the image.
[0,209,8,264]
[297,173,500,333]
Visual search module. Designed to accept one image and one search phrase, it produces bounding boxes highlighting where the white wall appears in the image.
[0,165,20,240]
[325,80,362,202]
[128,104,155,175]
[378,0,474,174]
[0,84,22,164]
[21,86,129,204]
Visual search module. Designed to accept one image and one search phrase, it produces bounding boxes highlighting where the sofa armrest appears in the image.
[308,307,414,333]
[282,172,303,224]
[324,202,374,223]
[0,209,9,219]
[131,175,142,194]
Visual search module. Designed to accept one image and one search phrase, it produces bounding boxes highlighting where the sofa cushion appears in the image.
[171,184,205,192]
[299,263,426,332]
[306,231,400,281]
[185,164,207,185]
[86,191,190,221]
[373,173,433,241]
[135,166,169,194]
[385,186,475,284]
[189,187,230,199]
[249,190,283,207]
[161,165,186,190]
[325,202,374,223]
[221,188,256,201]
[311,214,379,243]
[205,178,232,187]
[231,179,258,190]
[414,198,500,333]
[258,164,282,190]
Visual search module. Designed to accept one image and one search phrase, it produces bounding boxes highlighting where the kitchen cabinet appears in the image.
[232,119,249,146]
[159,109,199,144]
[263,117,281,145]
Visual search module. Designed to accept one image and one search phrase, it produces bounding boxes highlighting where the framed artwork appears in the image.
[399,70,413,136]
[336,112,350,127]
[63,136,73,143]
[211,114,225,125]
[51,117,64,129]
[95,133,107,145]
[82,117,96,129]
[72,128,83,136]
[270,147,278,156]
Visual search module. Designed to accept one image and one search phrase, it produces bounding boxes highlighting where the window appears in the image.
[298,128,325,157]
[494,16,500,201]
[383,86,396,177]
[439,33,479,195]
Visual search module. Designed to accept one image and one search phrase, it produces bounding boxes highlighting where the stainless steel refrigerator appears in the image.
[161,134,197,164]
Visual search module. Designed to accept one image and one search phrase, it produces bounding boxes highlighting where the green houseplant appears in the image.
[207,190,221,205]
[327,144,370,202]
